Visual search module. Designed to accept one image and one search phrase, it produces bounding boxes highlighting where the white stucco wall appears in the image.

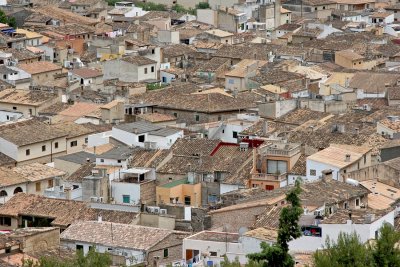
[87,131,112,147]
[306,159,340,182]
[112,181,141,205]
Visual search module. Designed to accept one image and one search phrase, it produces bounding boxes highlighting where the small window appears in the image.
[218,115,222,121]
[173,112,177,117]
[48,179,53,188]
[184,196,191,205]
[232,131,238,138]
[210,252,217,257]
[12,106,16,110]
[26,149,30,156]
[5,247,10,254]
[123,195,130,204]
[163,248,169,258]
[117,160,122,163]
[356,198,360,207]
[228,79,234,84]
[364,155,366,164]
[138,135,145,142]
[70,141,78,147]
[100,159,104,163]
[144,68,148,74]
[42,145,46,152]
[151,66,155,73]
[310,169,316,176]
[54,142,58,149]
[85,137,88,143]
[6,115,9,120]
[152,49,155,54]
[76,245,84,251]
[195,115,200,122]
[35,182,41,192]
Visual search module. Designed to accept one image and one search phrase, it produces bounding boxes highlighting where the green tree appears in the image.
[313,233,374,267]
[247,180,303,267]
[195,2,210,9]
[171,4,187,13]
[22,247,112,267]
[313,223,400,267]
[0,9,16,28]
[371,223,400,267]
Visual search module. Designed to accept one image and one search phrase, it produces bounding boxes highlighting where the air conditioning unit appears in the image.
[160,209,167,215]
[98,197,103,202]
[90,197,98,202]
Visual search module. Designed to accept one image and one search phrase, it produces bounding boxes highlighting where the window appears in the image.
[228,79,234,84]
[152,49,155,54]
[12,106,16,110]
[76,245,84,251]
[35,182,41,192]
[42,145,46,152]
[310,169,316,176]
[55,142,59,149]
[117,160,122,163]
[6,115,8,120]
[0,190,7,197]
[5,247,10,254]
[163,249,169,258]
[0,217,11,226]
[364,155,366,164]
[356,198,360,207]
[123,195,130,204]
[218,115,222,121]
[184,196,191,205]
[144,68,148,74]
[210,252,217,257]
[151,66,155,72]
[173,112,177,117]
[29,109,32,115]
[85,138,88,143]
[70,141,78,147]
[48,180,53,188]
[267,160,287,174]
[100,159,104,163]
[138,135,145,142]
[195,115,200,122]
[232,131,238,139]
[26,149,30,156]
[344,202,348,209]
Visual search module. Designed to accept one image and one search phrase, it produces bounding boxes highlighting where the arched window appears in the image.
[13,187,23,194]
[0,190,7,197]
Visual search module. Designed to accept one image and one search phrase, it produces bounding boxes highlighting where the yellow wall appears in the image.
[156,183,201,207]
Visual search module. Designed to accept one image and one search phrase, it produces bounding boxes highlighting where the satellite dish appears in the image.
[238,227,248,236]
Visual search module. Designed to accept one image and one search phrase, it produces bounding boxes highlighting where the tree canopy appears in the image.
[247,180,303,267]
[22,247,112,267]
[0,9,16,28]
[313,223,400,267]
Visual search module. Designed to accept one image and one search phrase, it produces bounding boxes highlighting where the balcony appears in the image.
[259,143,301,158]
[251,173,287,181]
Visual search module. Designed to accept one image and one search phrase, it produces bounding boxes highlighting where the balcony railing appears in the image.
[252,173,287,181]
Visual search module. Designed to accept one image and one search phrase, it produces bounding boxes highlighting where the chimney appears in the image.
[98,215,102,222]
[262,120,268,136]
[345,77,350,88]
[355,128,359,135]
[274,0,281,29]
[345,154,351,162]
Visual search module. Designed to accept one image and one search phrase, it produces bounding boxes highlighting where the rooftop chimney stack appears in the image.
[345,154,351,162]
[263,121,268,136]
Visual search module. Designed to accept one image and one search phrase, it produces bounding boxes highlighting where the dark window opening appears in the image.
[138,135,145,142]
